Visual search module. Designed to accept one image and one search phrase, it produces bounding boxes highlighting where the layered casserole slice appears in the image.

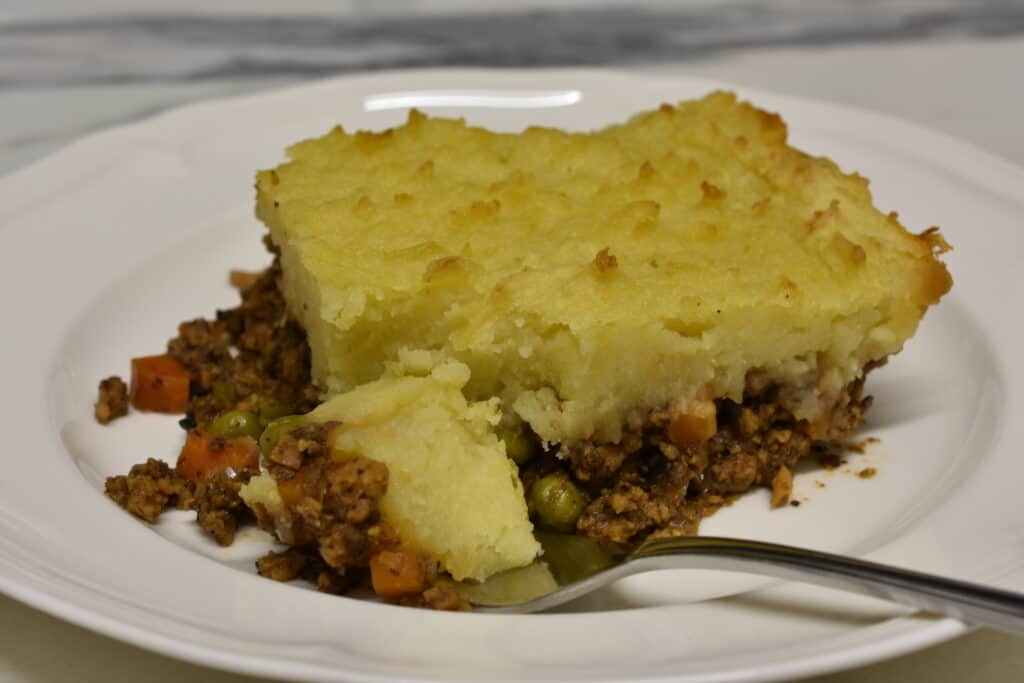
[241,91,950,584]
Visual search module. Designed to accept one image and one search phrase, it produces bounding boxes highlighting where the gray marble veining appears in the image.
[2,0,1023,175]
[3,1,1024,87]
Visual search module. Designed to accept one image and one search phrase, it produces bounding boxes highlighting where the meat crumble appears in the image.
[99,251,456,607]
[194,467,255,546]
[257,545,365,596]
[104,458,194,523]
[94,376,129,425]
[102,279,465,608]
[167,254,319,428]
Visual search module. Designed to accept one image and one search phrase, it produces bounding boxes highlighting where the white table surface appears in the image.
[2,1,1023,680]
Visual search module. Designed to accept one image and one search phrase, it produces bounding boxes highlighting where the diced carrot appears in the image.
[667,400,718,447]
[276,467,313,508]
[370,550,429,598]
[129,354,191,413]
[229,269,260,291]
[175,429,260,484]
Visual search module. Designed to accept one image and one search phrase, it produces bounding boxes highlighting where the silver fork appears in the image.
[473,536,1024,633]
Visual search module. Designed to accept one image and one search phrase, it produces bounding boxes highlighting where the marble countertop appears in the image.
[2,1,1023,681]
[5,0,1024,174]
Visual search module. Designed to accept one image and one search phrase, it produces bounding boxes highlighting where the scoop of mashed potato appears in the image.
[243,355,538,582]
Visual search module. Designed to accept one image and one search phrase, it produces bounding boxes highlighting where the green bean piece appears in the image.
[206,410,263,440]
[259,414,306,455]
[495,423,537,465]
[529,473,588,532]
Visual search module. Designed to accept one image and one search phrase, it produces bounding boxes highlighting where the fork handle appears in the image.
[631,536,1024,634]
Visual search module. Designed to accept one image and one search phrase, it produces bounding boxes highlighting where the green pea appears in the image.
[259,414,306,455]
[207,410,263,440]
[535,531,615,585]
[253,395,291,425]
[529,473,587,532]
[496,423,537,465]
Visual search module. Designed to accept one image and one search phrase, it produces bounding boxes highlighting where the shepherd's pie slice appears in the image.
[254,91,951,446]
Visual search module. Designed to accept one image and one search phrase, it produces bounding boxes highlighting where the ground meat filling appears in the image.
[194,467,255,546]
[397,584,472,611]
[94,376,129,425]
[99,253,873,610]
[167,253,318,429]
[256,546,361,595]
[104,458,194,523]
[531,380,872,546]
[256,547,311,582]
[99,252,468,609]
[260,422,398,567]
[102,252,319,526]
[104,456,256,546]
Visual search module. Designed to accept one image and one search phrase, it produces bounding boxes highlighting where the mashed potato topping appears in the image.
[255,91,951,446]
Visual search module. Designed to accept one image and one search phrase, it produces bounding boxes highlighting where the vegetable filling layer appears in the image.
[101,254,875,607]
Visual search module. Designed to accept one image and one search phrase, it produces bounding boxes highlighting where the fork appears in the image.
[472,535,1024,633]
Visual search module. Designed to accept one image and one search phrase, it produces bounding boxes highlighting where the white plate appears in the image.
[0,68,1021,683]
